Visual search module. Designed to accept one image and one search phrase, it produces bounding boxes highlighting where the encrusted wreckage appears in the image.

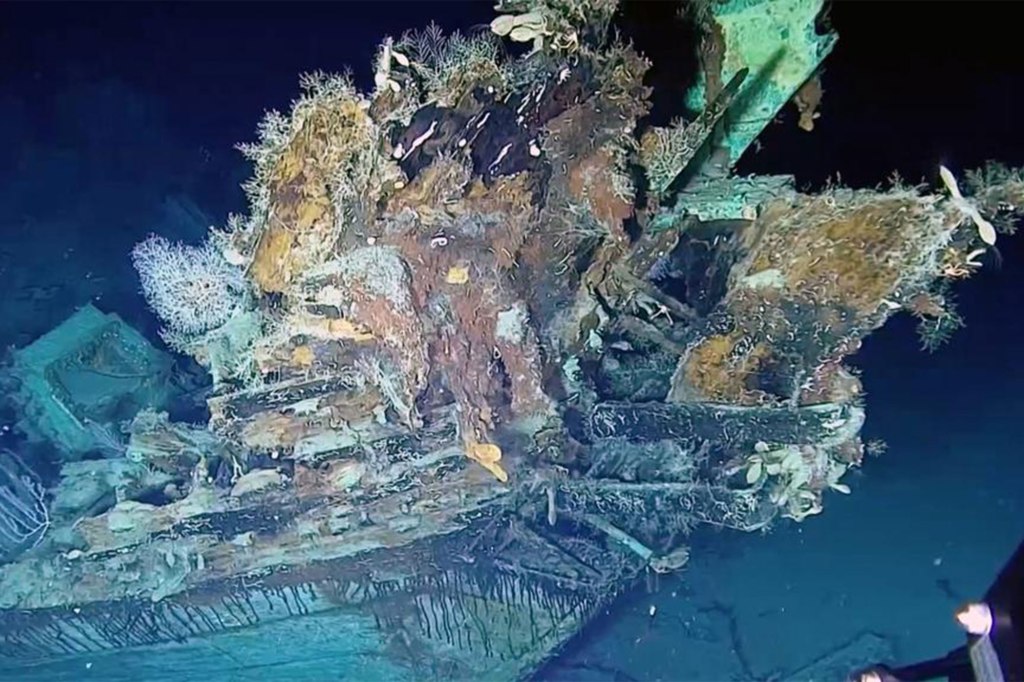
[1,0,1022,679]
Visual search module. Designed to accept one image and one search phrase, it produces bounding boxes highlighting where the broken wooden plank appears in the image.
[588,400,863,449]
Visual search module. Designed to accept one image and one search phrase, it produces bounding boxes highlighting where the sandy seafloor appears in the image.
[544,343,1024,681]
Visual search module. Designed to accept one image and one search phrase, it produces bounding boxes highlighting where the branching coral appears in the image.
[0,449,49,562]
[132,235,247,337]
[907,286,965,353]
[963,161,1024,237]
[391,23,508,107]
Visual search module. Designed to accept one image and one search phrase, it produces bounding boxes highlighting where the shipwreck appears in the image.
[1,0,1021,679]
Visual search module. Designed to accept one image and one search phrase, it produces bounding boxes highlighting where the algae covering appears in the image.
[1,0,1023,679]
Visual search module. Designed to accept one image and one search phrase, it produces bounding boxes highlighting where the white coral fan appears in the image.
[132,234,246,336]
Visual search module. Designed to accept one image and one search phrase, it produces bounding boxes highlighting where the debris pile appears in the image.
[1,0,1022,677]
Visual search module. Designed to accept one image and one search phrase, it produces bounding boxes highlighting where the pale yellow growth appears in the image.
[466,442,508,482]
[446,265,471,285]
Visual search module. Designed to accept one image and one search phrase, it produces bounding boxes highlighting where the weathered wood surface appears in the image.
[559,479,773,532]
[0,461,505,611]
[0,610,414,682]
[0,516,641,681]
[588,400,863,449]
